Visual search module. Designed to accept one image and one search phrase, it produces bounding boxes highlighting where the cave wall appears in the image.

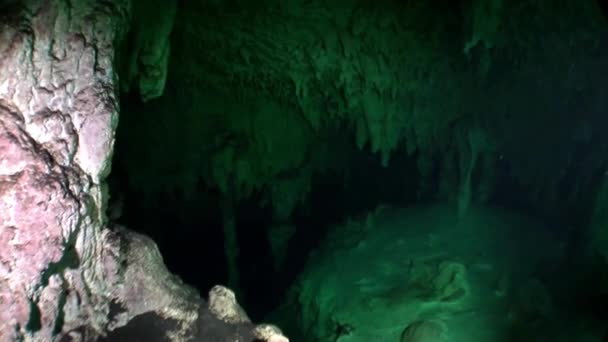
[0,1,130,339]
[0,0,289,341]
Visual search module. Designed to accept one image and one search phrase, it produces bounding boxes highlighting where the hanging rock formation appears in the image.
[0,1,287,341]
[118,0,608,262]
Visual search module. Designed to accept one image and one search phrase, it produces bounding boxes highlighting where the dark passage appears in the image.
[108,0,608,340]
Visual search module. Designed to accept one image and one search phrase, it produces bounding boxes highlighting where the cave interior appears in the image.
[107,0,608,340]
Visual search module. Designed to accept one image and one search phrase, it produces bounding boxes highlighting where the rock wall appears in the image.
[0,1,287,341]
[0,1,129,339]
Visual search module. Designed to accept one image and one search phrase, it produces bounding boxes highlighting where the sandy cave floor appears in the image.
[291,204,607,341]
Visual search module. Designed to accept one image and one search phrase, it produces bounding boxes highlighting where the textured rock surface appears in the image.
[101,278,289,342]
[0,1,130,339]
[0,1,288,341]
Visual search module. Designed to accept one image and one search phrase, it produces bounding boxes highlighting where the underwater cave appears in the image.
[2,0,608,341]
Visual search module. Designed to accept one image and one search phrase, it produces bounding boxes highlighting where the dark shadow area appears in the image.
[108,110,429,320]
[97,305,261,342]
[109,102,608,323]
[98,312,178,342]
[109,92,230,295]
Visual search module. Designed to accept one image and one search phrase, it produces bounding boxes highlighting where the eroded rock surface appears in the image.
[0,1,287,341]
[0,1,129,339]
[99,241,289,342]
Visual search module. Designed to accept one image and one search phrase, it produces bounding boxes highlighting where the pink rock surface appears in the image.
[0,1,128,339]
[0,1,288,341]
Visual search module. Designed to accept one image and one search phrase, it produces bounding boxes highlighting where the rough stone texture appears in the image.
[0,1,129,339]
[102,284,289,342]
[101,227,201,337]
[0,1,288,341]
[252,325,290,342]
[208,285,251,324]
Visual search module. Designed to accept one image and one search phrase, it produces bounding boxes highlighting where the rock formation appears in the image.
[0,1,287,341]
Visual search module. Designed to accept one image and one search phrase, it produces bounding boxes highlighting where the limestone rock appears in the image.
[253,324,290,342]
[0,1,288,341]
[208,285,251,324]
[0,1,131,339]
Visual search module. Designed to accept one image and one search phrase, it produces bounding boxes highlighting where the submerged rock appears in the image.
[0,1,288,341]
